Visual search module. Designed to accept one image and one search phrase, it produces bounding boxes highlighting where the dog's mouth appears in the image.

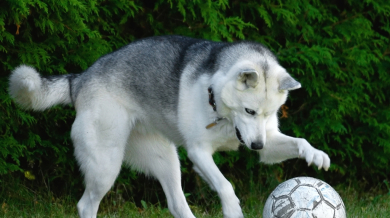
[235,127,246,145]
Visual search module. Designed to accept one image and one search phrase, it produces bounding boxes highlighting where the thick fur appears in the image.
[9,65,73,110]
[9,35,330,218]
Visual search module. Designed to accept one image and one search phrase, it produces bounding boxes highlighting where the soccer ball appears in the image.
[263,177,346,218]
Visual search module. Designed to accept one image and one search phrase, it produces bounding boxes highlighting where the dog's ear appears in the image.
[278,74,301,91]
[237,70,259,90]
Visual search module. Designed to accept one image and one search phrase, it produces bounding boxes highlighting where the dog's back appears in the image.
[10,36,214,110]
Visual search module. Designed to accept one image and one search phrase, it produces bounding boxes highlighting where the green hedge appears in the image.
[1,0,389,200]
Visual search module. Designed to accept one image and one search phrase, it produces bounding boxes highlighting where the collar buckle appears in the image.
[205,117,226,129]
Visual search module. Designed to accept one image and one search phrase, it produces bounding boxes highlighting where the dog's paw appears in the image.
[223,205,244,218]
[297,139,331,171]
[221,193,244,218]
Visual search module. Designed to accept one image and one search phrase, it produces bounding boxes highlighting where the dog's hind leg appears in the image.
[71,98,134,218]
[124,126,195,218]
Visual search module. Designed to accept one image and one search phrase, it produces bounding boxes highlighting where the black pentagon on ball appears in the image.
[272,195,295,218]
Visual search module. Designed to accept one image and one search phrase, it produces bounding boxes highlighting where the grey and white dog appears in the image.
[9,35,330,218]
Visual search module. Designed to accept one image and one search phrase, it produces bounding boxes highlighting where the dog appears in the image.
[9,35,330,218]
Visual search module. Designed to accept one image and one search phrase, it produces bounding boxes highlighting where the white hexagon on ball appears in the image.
[263,177,346,218]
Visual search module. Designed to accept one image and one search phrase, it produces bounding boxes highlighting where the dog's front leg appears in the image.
[187,146,244,218]
[259,131,331,170]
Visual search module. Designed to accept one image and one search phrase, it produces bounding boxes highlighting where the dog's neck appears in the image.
[206,86,227,129]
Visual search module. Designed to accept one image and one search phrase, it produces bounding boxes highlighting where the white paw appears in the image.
[297,139,331,171]
[220,184,244,218]
[222,197,244,218]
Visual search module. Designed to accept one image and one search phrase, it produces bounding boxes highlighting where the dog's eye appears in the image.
[245,108,256,116]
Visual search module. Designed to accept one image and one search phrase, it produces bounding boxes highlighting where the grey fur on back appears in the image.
[72,36,276,113]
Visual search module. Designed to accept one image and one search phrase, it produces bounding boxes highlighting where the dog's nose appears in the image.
[251,142,263,150]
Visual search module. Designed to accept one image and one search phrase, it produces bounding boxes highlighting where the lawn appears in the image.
[1,180,389,218]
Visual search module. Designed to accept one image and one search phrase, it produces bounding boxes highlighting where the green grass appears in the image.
[1,181,389,217]
[339,189,390,218]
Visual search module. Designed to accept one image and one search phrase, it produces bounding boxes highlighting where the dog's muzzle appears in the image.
[235,127,263,150]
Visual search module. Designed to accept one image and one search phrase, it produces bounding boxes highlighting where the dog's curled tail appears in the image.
[9,65,74,111]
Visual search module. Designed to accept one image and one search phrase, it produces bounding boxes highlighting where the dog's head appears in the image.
[214,50,300,150]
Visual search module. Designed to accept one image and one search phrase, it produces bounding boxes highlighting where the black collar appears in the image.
[208,86,217,111]
[206,86,226,129]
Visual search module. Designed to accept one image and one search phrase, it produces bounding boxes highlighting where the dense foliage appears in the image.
[1,0,389,205]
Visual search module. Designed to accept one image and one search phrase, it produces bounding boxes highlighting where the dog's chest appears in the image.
[214,139,241,152]
[209,125,241,152]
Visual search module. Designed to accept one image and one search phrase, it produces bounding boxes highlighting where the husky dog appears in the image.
[9,35,330,218]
